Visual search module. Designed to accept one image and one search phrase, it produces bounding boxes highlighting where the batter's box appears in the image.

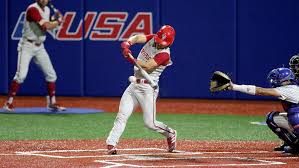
[15,148,169,159]
[95,156,286,167]
[16,148,286,167]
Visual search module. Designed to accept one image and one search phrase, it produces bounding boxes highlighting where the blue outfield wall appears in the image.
[1,0,299,99]
[0,0,8,94]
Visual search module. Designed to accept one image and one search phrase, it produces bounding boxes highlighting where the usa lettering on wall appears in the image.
[11,12,153,41]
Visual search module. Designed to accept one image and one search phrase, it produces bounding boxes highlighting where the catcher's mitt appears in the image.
[210,71,231,92]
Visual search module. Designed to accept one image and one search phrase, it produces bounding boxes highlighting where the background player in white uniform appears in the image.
[3,0,65,112]
[106,25,177,155]
[226,67,299,154]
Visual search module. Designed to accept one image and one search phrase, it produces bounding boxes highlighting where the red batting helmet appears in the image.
[154,25,176,47]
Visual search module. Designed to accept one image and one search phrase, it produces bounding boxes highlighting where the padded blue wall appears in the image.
[1,0,299,99]
[159,0,236,98]
[236,0,299,99]
[0,0,8,93]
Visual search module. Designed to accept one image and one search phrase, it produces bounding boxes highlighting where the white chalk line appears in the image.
[13,149,272,159]
[16,147,164,154]
[8,148,289,167]
[96,156,285,168]
[0,154,19,156]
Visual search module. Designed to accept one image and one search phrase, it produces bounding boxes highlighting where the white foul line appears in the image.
[10,148,287,167]
[96,156,286,168]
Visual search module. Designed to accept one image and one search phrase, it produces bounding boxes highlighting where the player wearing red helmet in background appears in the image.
[106,25,177,155]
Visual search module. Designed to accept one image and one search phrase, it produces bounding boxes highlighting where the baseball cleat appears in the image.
[107,145,117,155]
[274,143,287,151]
[47,103,66,111]
[167,130,177,152]
[283,146,299,154]
[3,102,14,112]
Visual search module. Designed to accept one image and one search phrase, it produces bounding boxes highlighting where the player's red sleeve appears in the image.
[26,7,42,22]
[154,52,170,66]
[145,34,155,43]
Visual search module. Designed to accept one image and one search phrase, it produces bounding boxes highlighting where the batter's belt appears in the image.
[136,78,149,84]
[26,38,42,46]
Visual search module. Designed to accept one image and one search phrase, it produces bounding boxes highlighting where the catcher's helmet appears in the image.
[154,25,175,47]
[289,54,299,78]
[267,68,295,87]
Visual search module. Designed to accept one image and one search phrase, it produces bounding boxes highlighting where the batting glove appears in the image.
[53,10,63,25]
[121,41,132,50]
[122,48,132,57]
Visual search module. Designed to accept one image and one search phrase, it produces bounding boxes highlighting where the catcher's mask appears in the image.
[154,25,175,47]
[289,54,299,78]
[267,68,295,88]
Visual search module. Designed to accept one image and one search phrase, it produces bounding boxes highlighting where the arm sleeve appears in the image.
[154,52,170,66]
[145,34,155,43]
[26,7,47,31]
[26,7,42,23]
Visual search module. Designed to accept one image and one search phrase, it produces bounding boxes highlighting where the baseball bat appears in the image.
[48,0,58,13]
[128,53,158,89]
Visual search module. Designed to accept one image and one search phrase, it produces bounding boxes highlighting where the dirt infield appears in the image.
[0,139,298,168]
[1,96,296,167]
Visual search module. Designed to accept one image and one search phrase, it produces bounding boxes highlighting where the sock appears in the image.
[46,95,56,105]
[46,82,56,104]
[7,80,20,104]
[46,82,56,97]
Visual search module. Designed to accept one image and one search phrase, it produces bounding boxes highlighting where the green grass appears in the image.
[0,113,276,141]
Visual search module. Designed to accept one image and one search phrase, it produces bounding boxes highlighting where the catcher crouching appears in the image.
[210,68,299,154]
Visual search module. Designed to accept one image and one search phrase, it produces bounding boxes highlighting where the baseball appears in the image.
[128,76,136,83]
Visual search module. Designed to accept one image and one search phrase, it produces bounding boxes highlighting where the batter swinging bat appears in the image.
[128,53,158,89]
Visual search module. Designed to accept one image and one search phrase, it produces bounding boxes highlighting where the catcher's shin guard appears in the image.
[266,111,299,149]
[288,113,299,136]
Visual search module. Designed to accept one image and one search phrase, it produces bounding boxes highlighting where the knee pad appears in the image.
[266,111,299,148]
[266,111,280,132]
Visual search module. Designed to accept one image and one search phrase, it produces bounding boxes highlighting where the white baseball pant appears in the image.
[106,83,174,146]
[13,39,57,83]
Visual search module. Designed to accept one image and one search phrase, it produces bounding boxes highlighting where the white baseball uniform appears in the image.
[14,2,56,84]
[274,85,299,103]
[106,36,175,146]
[272,85,299,131]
